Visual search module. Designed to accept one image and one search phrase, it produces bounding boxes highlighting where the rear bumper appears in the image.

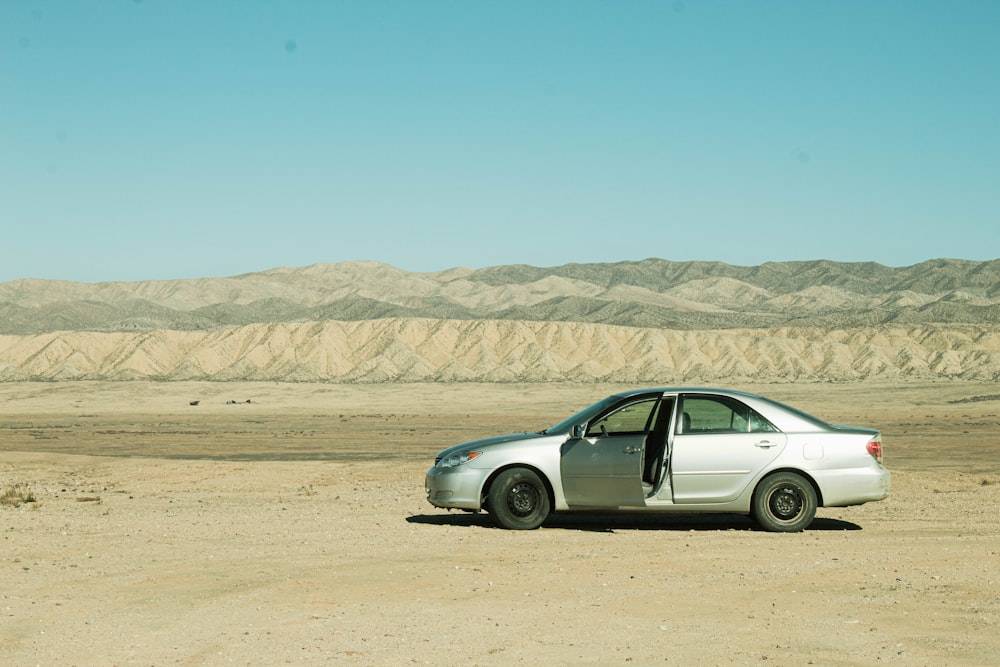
[815,466,891,507]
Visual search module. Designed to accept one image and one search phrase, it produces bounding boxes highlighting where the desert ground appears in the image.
[1,380,998,666]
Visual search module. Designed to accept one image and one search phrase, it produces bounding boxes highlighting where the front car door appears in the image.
[670,393,787,503]
[560,394,662,508]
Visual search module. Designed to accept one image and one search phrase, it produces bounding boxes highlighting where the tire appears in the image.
[487,468,551,530]
[751,472,817,532]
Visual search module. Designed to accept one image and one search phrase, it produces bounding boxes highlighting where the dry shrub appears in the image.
[1,483,37,508]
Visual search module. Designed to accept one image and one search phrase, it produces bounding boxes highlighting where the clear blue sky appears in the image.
[2,1,998,283]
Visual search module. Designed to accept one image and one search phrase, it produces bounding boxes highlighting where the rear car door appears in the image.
[670,393,787,503]
[560,395,662,508]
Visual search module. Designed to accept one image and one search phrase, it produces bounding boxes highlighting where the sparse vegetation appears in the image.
[1,482,37,508]
[950,394,1000,404]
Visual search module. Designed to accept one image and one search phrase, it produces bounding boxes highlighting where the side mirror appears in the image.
[572,424,585,439]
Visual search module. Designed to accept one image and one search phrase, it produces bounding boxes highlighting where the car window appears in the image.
[748,409,778,433]
[678,395,778,434]
[586,399,658,437]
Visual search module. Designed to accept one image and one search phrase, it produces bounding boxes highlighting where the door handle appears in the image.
[623,446,642,454]
[754,441,776,448]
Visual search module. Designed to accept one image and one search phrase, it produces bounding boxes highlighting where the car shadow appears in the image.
[405,512,861,532]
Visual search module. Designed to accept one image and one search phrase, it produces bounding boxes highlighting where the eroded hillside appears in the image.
[1,259,997,382]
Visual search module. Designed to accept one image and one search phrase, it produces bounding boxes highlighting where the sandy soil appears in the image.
[2,381,998,666]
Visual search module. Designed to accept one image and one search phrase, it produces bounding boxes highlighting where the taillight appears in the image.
[866,439,883,463]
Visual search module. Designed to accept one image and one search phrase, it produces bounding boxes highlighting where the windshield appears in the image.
[543,395,622,435]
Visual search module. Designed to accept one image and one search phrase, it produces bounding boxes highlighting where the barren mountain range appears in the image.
[1,258,998,382]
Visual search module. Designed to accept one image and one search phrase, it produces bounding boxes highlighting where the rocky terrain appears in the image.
[1,258,997,382]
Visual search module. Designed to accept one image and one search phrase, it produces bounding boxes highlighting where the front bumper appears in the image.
[425,465,488,511]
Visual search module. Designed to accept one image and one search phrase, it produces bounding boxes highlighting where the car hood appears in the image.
[434,431,551,459]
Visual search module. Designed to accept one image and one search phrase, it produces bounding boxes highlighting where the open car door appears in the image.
[560,395,664,508]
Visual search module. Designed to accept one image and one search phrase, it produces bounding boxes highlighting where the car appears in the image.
[425,387,890,532]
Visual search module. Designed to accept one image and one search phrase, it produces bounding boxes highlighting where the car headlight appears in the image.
[438,450,482,468]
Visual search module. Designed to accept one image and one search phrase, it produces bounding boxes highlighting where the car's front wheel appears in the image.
[487,468,551,530]
[751,472,817,532]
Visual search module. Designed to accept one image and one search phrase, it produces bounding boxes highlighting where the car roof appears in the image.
[611,387,762,399]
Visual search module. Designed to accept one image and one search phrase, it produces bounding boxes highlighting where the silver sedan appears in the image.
[425,387,890,532]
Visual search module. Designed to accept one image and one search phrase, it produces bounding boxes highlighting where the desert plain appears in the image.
[2,379,998,666]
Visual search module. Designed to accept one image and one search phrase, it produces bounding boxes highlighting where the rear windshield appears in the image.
[756,395,830,429]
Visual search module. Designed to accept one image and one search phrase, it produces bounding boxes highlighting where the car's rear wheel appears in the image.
[751,472,817,532]
[487,468,550,530]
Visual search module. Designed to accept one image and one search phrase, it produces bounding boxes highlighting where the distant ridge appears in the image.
[1,259,997,383]
[1,258,998,335]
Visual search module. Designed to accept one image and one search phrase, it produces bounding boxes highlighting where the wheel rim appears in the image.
[768,485,803,521]
[507,482,539,517]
